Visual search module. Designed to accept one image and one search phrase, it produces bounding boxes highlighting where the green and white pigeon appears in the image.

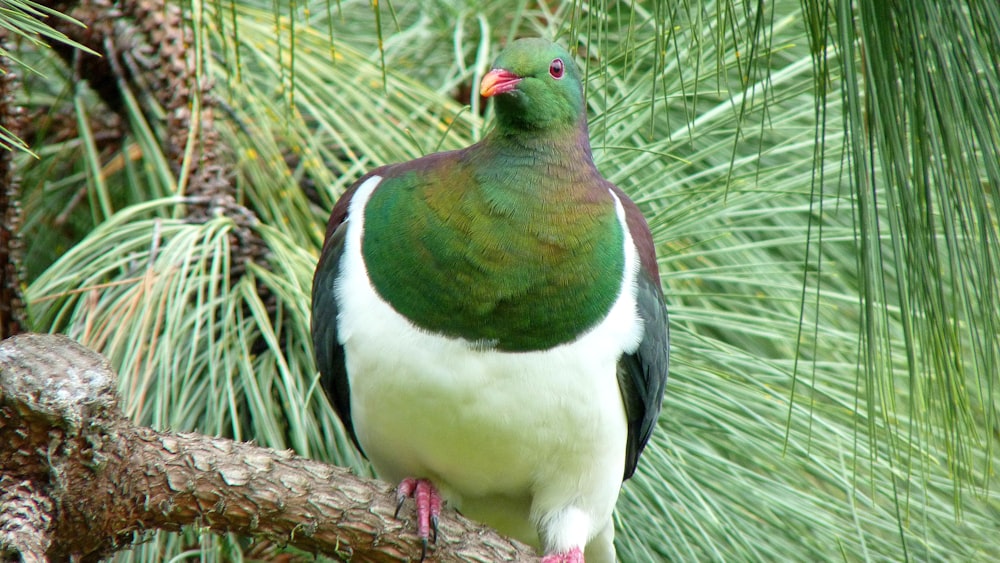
[311,37,669,563]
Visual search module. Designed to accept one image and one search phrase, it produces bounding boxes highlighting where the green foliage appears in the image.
[0,0,98,76]
[0,0,100,156]
[13,0,999,560]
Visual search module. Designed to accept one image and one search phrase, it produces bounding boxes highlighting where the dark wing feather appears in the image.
[618,269,669,479]
[311,221,366,453]
[612,184,669,481]
[311,175,378,455]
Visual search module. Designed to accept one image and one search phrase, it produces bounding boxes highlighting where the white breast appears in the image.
[334,175,643,553]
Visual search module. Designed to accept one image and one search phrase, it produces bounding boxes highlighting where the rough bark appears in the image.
[0,333,537,562]
[0,36,27,340]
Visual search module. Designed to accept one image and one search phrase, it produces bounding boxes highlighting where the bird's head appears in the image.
[480,38,585,133]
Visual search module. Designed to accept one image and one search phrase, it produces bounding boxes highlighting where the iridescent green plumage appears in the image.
[361,133,624,350]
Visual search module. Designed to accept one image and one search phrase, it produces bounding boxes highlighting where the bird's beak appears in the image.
[480,69,522,97]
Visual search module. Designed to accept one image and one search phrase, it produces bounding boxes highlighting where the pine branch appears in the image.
[0,333,537,562]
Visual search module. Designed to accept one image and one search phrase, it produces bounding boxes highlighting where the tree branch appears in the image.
[0,333,537,562]
[0,37,27,340]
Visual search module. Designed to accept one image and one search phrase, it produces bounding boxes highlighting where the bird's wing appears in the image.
[617,268,669,479]
[612,186,669,480]
[311,174,376,454]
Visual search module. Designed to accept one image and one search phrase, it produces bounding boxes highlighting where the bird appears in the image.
[311,37,669,563]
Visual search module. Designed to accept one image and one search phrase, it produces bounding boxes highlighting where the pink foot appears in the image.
[541,546,585,563]
[395,478,443,559]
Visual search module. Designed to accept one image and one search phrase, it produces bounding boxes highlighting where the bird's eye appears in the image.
[549,58,564,79]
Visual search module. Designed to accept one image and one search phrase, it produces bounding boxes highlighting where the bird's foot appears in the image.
[541,546,585,563]
[395,477,442,560]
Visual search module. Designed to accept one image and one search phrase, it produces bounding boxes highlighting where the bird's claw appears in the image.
[395,477,443,561]
[394,479,413,518]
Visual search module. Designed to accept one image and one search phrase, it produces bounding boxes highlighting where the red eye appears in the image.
[549,58,564,79]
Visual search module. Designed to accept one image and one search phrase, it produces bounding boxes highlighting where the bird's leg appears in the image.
[395,478,443,559]
[540,546,585,563]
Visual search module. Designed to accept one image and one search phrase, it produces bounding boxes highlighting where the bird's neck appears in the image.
[462,119,608,230]
[477,118,596,178]
[461,119,603,213]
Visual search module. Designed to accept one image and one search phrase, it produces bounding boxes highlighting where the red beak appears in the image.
[480,69,522,97]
